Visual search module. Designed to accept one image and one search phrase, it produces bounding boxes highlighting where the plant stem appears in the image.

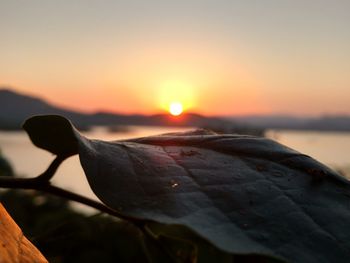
[0,157,145,226]
[36,155,68,181]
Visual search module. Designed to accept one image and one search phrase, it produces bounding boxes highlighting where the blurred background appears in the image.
[1,0,350,199]
[0,1,350,261]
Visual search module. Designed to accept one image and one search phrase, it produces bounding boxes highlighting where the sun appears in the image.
[169,102,183,116]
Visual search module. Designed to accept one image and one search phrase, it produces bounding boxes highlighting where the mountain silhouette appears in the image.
[0,88,246,133]
[2,88,348,132]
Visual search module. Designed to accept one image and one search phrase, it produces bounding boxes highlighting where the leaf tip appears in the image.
[23,115,80,156]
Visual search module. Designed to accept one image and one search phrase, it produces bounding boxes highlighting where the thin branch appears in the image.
[36,155,68,181]
[0,157,145,227]
[46,184,145,225]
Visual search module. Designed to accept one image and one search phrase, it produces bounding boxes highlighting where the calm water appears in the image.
[1,127,350,211]
[266,130,350,176]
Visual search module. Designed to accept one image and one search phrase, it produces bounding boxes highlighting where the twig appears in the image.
[0,156,145,226]
[36,155,68,181]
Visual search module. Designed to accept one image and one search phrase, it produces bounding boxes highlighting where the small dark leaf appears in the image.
[23,115,79,157]
[24,115,350,263]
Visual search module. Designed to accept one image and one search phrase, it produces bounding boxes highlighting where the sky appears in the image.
[0,0,349,116]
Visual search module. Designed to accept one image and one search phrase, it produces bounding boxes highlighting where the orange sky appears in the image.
[1,1,349,116]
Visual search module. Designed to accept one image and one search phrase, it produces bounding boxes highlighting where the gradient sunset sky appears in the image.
[1,0,349,116]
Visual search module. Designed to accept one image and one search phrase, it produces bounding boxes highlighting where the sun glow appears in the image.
[169,102,183,116]
[157,80,196,114]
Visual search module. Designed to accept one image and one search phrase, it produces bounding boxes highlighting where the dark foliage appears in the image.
[0,190,147,263]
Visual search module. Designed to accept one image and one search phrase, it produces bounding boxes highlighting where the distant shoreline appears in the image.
[1,88,350,133]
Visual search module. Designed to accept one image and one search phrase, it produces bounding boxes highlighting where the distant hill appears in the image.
[1,88,349,133]
[0,89,90,129]
[0,88,262,135]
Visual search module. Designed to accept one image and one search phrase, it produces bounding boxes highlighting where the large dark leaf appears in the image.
[23,115,350,263]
